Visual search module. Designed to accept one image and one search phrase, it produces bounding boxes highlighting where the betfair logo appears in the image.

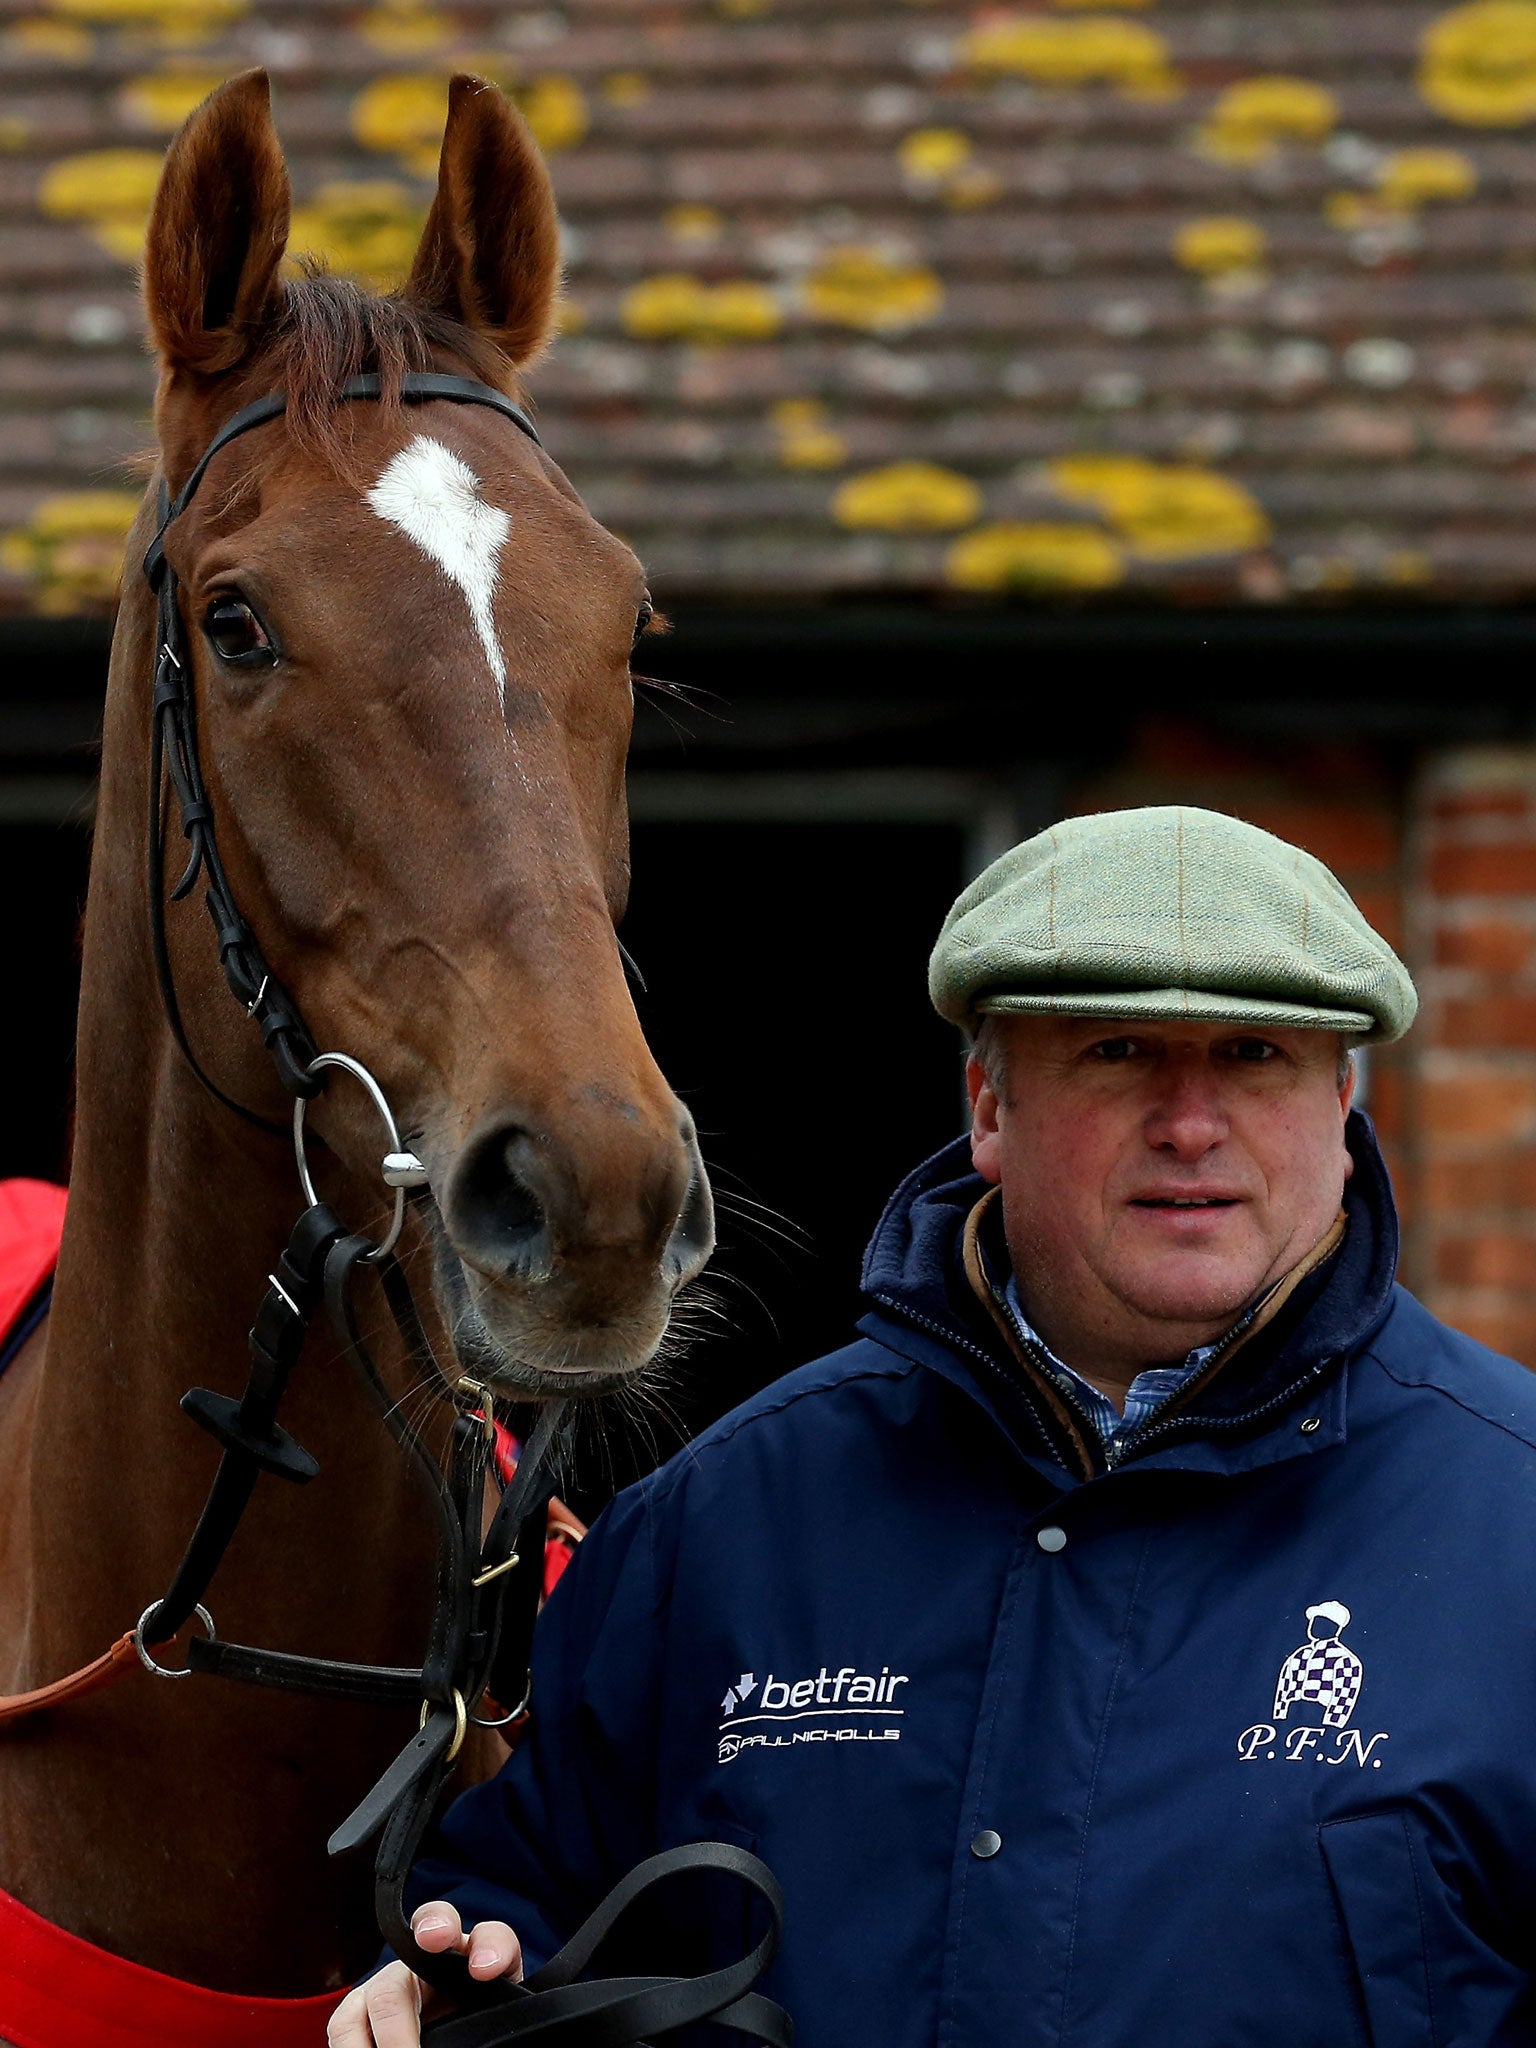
[716,1664,909,1764]
[757,1667,908,1712]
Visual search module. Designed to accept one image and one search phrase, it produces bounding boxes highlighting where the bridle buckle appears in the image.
[454,1375,499,1449]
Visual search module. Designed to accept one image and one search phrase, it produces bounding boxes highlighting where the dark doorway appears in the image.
[0,817,91,1185]
[564,817,968,1511]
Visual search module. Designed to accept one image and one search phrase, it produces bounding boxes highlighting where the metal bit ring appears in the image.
[472,1676,533,1730]
[293,1051,425,1262]
[134,1602,215,1679]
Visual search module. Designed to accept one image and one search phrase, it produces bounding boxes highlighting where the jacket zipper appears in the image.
[1007,1328,1112,1475]
[874,1298,1341,1475]
[1115,1352,1338,1462]
[1091,1289,1299,1468]
[871,1293,1074,1475]
[1111,1224,1353,1463]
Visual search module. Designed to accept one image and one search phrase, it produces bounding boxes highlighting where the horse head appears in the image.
[138,70,713,1397]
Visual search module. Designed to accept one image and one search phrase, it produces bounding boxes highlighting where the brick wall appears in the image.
[1407,748,1536,1366]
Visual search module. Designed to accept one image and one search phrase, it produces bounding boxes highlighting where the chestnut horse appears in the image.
[0,71,711,2003]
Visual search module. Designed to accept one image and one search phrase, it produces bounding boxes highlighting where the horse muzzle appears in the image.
[433,1106,715,1392]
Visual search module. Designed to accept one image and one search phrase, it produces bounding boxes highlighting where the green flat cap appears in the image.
[930,805,1417,1042]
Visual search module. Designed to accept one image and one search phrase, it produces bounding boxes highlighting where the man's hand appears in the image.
[327,1901,524,2047]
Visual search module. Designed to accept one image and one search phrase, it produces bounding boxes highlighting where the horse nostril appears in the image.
[446,1106,713,1297]
[665,1117,715,1285]
[451,1125,549,1274]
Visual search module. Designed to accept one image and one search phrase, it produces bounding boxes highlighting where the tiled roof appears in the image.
[4,0,1536,612]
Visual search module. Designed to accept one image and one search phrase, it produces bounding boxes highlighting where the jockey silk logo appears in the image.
[1273,1600,1362,1727]
[716,1664,908,1765]
[1236,1601,1388,1771]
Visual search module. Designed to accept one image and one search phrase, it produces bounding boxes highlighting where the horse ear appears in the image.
[405,74,562,369]
[142,69,291,376]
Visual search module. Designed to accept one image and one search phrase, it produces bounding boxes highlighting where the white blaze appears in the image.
[366,435,511,705]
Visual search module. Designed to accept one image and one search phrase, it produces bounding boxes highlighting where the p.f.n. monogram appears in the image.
[1235,1602,1389,1771]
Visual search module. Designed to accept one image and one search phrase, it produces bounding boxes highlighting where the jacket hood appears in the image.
[859,1108,1400,1462]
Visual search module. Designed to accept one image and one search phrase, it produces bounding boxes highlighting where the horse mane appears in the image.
[258,266,518,472]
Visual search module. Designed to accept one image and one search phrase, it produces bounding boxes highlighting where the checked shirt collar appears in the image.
[1000,1273,1219,1455]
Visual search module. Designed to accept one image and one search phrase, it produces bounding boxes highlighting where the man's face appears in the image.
[968,1016,1355,1364]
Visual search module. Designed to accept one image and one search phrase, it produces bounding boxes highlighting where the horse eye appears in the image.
[203,596,276,668]
[632,602,654,649]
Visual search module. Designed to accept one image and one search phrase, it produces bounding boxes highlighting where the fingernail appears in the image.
[469,1944,499,1972]
[415,1915,451,1939]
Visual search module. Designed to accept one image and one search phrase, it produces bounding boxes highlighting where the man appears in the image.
[334,805,1536,2047]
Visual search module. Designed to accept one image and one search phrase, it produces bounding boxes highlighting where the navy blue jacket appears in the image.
[412,1115,1536,2047]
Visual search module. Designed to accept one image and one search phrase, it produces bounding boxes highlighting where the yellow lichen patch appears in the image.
[833,462,982,532]
[1,490,141,614]
[1193,75,1337,162]
[1048,455,1155,505]
[1297,557,1357,593]
[355,70,582,175]
[898,130,1001,205]
[945,522,1125,592]
[288,180,427,291]
[1384,550,1433,585]
[771,399,847,470]
[7,17,94,57]
[46,0,245,44]
[960,17,1181,98]
[621,274,782,344]
[603,72,651,106]
[1049,454,1269,558]
[945,165,1004,206]
[802,247,944,333]
[900,127,972,184]
[665,203,724,246]
[1172,215,1267,274]
[1323,191,1379,230]
[39,147,163,262]
[120,70,226,130]
[514,75,588,153]
[1375,146,1477,205]
[357,3,459,54]
[1420,0,1536,123]
[351,74,447,175]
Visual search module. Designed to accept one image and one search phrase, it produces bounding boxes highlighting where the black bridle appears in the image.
[142,372,544,1128]
[133,373,790,2047]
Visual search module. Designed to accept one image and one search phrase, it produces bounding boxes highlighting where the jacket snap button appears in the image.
[1036,1525,1067,1553]
[971,1830,1002,1859]
[1299,1416,1321,1435]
